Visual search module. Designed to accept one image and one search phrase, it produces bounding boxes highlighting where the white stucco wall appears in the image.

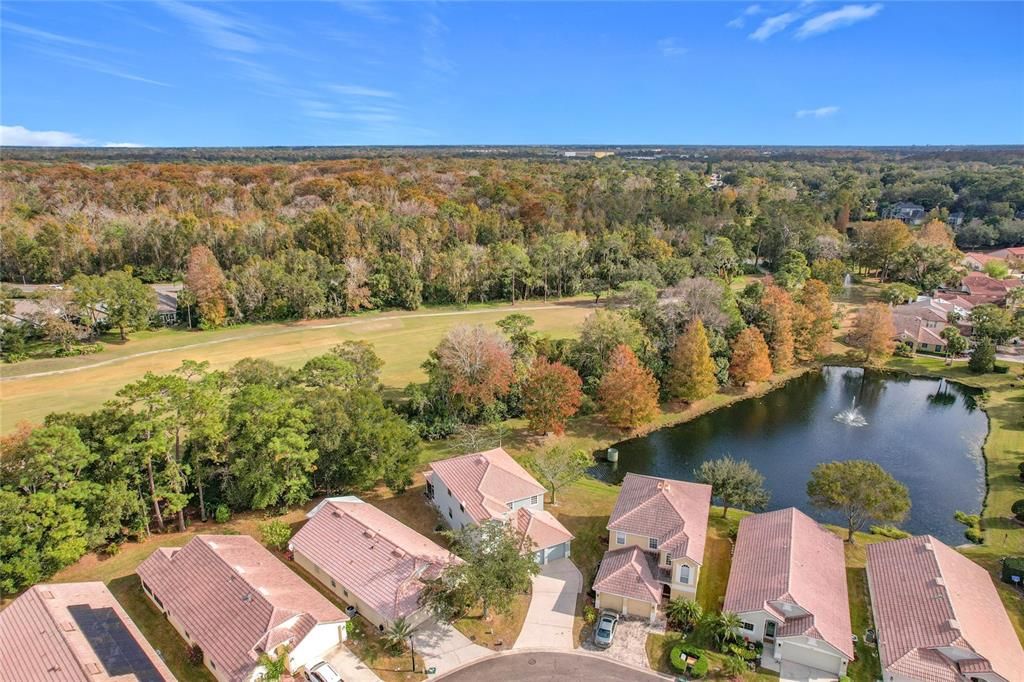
[289,622,346,673]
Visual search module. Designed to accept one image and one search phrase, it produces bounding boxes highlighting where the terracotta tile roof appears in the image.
[0,582,176,682]
[723,508,853,659]
[593,546,662,604]
[136,535,345,682]
[892,313,949,347]
[513,508,574,553]
[607,473,711,564]
[289,498,460,623]
[866,535,1024,682]
[428,448,546,523]
[961,273,1023,296]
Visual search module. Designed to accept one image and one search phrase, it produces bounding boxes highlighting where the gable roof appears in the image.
[512,507,574,553]
[136,535,345,682]
[428,448,546,523]
[607,473,711,565]
[593,546,662,604]
[867,535,1024,682]
[289,498,460,623]
[0,582,176,682]
[723,508,853,659]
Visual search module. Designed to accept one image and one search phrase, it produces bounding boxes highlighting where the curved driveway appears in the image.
[436,651,665,681]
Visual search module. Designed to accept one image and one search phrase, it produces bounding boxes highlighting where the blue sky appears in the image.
[2,1,1022,147]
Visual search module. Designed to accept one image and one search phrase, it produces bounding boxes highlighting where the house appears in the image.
[866,535,1024,682]
[723,508,853,676]
[946,211,965,228]
[427,448,574,565]
[136,535,347,682]
[0,582,177,682]
[957,273,1023,306]
[884,201,927,225]
[990,246,1024,271]
[152,284,181,325]
[289,496,460,631]
[961,252,1004,273]
[593,473,711,623]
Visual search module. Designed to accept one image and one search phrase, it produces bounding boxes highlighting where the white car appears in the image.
[307,661,343,682]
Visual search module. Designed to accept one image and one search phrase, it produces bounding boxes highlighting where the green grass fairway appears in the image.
[0,301,592,431]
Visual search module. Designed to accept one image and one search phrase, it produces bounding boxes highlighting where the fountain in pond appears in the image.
[834,395,867,426]
[843,273,853,290]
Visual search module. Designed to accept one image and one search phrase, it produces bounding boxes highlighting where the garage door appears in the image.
[781,640,842,675]
[546,542,567,561]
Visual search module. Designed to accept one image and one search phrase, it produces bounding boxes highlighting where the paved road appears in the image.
[436,651,665,681]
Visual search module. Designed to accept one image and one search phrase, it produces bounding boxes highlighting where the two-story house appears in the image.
[593,473,711,623]
[723,508,853,676]
[427,448,574,564]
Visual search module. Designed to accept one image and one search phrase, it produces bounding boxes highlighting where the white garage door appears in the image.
[781,640,842,675]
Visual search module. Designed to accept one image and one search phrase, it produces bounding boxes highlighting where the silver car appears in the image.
[593,610,618,649]
[307,661,343,682]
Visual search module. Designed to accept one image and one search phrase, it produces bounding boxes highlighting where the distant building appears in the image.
[891,296,974,355]
[883,201,927,225]
[705,172,724,189]
[946,211,965,228]
[990,246,1024,271]
[562,150,615,159]
[0,582,176,681]
[962,252,1005,272]
[152,283,182,324]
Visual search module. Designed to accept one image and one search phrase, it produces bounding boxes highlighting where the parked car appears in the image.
[593,610,618,649]
[307,661,343,682]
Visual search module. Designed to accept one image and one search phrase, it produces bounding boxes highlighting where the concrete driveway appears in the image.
[318,643,383,682]
[412,618,489,675]
[513,559,582,650]
[779,660,839,682]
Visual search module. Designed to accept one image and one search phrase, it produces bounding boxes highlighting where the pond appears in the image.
[592,366,988,545]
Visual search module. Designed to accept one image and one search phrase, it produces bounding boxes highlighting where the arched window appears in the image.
[678,565,691,584]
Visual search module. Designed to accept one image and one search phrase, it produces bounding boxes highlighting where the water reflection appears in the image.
[592,366,987,544]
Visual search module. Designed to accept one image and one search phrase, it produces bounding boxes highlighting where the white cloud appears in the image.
[160,0,262,53]
[104,142,144,148]
[657,38,688,57]
[727,5,763,29]
[0,125,89,146]
[796,106,840,118]
[796,4,883,39]
[3,20,111,51]
[749,12,801,41]
[327,84,397,98]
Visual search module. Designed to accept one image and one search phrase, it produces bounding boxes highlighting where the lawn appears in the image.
[0,299,593,432]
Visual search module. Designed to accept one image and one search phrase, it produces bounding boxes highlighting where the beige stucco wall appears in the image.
[607,531,700,596]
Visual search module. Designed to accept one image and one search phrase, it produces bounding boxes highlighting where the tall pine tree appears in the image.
[598,345,659,429]
[729,327,773,386]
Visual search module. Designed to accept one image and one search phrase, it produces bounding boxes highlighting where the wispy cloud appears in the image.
[25,45,171,87]
[420,11,453,77]
[104,141,144,148]
[0,124,144,147]
[727,5,763,29]
[335,0,397,23]
[796,105,840,118]
[796,4,883,38]
[159,0,262,53]
[3,20,116,51]
[657,38,688,57]
[327,84,397,98]
[749,11,801,41]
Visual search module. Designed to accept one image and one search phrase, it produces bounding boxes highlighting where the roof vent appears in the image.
[392,548,407,559]
[946,618,960,631]
[85,663,102,675]
[922,541,934,552]
[332,510,342,518]
[39,590,54,600]
[60,622,76,632]
[474,456,485,465]
[242,593,253,603]
[932,577,945,587]
[363,530,377,540]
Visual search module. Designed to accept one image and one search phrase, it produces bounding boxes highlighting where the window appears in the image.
[531,495,539,505]
[459,503,464,512]
[426,482,435,499]
[210,661,216,670]
[447,489,451,497]
[507,502,513,510]
[664,552,672,565]
[678,565,690,584]
[153,594,164,609]
[648,537,659,551]
[448,508,453,519]
[330,579,336,588]
[615,531,626,545]
[343,589,349,597]
[741,622,754,632]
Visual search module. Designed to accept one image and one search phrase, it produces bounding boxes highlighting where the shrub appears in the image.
[1012,499,1024,522]
[214,504,231,523]
[692,656,710,678]
[727,643,758,661]
[259,520,292,550]
[993,364,1009,374]
[965,527,984,544]
[722,655,748,678]
[1018,462,1024,481]
[954,510,981,528]
[187,644,204,666]
[870,525,910,539]
[583,604,598,625]
[670,645,708,676]
[893,342,914,358]
[101,542,122,556]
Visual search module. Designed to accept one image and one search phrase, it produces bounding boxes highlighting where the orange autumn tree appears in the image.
[850,302,896,365]
[666,318,718,402]
[185,245,229,328]
[523,356,584,435]
[436,325,515,410]
[729,327,773,386]
[598,344,659,429]
[794,279,834,362]
[759,284,795,372]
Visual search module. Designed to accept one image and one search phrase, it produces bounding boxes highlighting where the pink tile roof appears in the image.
[867,535,1024,682]
[0,582,176,682]
[136,535,345,682]
[513,508,574,553]
[289,499,460,623]
[593,546,662,604]
[607,473,712,565]
[428,448,546,523]
[723,508,853,659]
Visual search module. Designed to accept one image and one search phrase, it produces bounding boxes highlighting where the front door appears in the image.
[764,620,776,642]
[661,584,672,602]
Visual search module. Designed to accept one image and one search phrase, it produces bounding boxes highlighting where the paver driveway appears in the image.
[513,559,582,650]
[580,617,651,670]
[412,617,490,675]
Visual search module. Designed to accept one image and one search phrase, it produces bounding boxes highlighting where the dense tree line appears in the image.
[2,156,1020,329]
[0,342,417,595]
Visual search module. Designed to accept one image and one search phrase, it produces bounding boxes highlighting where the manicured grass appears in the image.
[1,300,593,432]
[843,540,883,682]
[452,593,531,651]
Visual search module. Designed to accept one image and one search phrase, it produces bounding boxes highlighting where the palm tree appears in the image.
[708,611,743,650]
[257,646,289,681]
[664,597,703,632]
[384,617,414,652]
[722,655,748,679]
